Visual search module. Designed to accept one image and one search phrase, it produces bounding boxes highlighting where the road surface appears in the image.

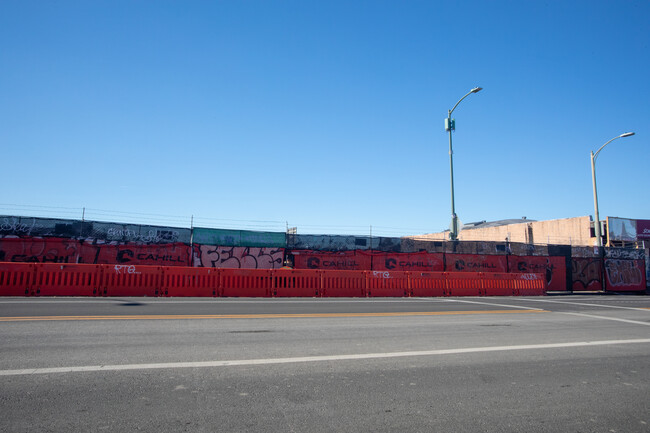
[1,295,649,432]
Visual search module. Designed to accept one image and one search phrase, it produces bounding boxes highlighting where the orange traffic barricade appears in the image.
[162,267,220,297]
[34,263,102,296]
[272,269,321,297]
[482,272,516,296]
[366,271,410,297]
[446,272,484,296]
[409,271,447,297]
[320,270,367,297]
[513,273,547,296]
[0,262,36,296]
[100,264,163,297]
[221,269,273,297]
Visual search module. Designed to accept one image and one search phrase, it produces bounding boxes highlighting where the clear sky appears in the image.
[1,0,648,237]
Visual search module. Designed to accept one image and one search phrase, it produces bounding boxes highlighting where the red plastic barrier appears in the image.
[163,267,220,297]
[409,272,447,297]
[446,272,484,296]
[512,273,547,295]
[0,262,552,298]
[34,263,102,296]
[483,273,516,296]
[320,270,367,297]
[221,269,273,297]
[366,271,410,297]
[101,264,163,297]
[0,262,36,296]
[272,269,321,297]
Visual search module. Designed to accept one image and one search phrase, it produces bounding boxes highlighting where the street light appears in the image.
[445,86,482,240]
[590,132,635,247]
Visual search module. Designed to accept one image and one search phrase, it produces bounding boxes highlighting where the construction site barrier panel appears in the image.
[221,269,273,297]
[320,270,367,297]
[101,265,163,297]
[409,272,447,297]
[35,263,102,297]
[514,273,547,296]
[0,263,550,298]
[446,272,484,296]
[272,269,321,297]
[482,272,516,296]
[163,267,220,297]
[0,262,36,296]
[366,271,410,297]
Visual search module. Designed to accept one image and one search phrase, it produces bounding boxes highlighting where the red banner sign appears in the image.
[637,219,650,240]
[445,254,507,273]
[360,251,444,272]
[291,250,371,270]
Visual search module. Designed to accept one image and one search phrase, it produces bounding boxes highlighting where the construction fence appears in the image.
[0,215,647,292]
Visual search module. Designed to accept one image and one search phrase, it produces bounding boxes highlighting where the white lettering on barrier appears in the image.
[520,274,538,280]
[372,271,391,279]
[114,265,141,275]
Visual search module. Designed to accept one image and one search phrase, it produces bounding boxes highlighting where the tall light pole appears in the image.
[591,132,635,247]
[445,86,482,240]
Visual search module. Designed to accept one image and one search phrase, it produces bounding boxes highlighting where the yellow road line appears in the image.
[0,309,548,322]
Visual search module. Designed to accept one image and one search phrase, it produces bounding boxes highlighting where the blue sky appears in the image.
[1,0,648,236]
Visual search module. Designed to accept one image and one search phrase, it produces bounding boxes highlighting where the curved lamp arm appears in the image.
[593,132,635,161]
[449,87,482,116]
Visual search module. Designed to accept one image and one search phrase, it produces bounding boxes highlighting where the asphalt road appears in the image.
[1,295,649,432]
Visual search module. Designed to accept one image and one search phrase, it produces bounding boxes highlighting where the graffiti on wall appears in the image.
[0,238,192,266]
[195,246,284,269]
[571,258,603,291]
[604,259,646,291]
[0,216,192,243]
[0,217,50,237]
[85,242,192,266]
[604,248,645,260]
[0,237,80,263]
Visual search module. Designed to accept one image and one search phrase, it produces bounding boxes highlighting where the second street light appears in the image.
[590,132,635,247]
[445,86,482,241]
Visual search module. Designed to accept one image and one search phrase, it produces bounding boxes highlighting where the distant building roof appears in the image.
[461,218,535,230]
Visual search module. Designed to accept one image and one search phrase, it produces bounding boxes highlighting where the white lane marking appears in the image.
[561,312,650,327]
[428,297,543,311]
[2,338,649,376]
[514,298,650,312]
